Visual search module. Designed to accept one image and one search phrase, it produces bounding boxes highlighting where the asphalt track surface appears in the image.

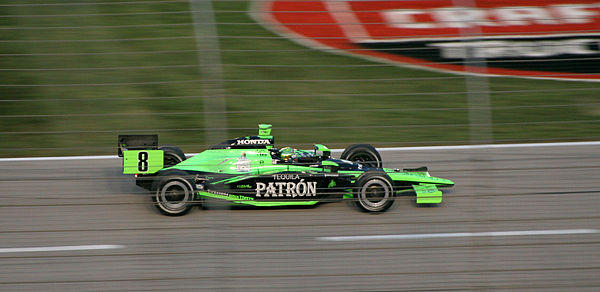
[1,144,599,291]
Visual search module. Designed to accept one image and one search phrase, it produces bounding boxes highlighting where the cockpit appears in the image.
[268,145,330,164]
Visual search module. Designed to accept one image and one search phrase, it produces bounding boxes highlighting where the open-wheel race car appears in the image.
[118,124,454,216]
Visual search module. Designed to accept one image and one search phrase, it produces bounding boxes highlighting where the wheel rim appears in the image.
[157,180,190,213]
[358,179,390,211]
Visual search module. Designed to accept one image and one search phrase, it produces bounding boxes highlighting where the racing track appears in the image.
[1,144,599,291]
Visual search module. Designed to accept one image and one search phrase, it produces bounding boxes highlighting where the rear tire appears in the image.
[340,144,382,168]
[152,171,195,216]
[159,145,186,167]
[354,172,394,212]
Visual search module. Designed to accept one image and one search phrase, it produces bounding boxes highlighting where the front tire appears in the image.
[354,172,394,212]
[153,174,195,216]
[340,144,382,168]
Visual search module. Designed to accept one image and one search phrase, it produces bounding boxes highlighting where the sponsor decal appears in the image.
[228,194,254,201]
[236,184,253,189]
[255,0,600,81]
[236,139,271,145]
[235,153,251,172]
[198,190,254,201]
[255,180,317,197]
[328,179,336,188]
[273,174,300,180]
[205,190,230,196]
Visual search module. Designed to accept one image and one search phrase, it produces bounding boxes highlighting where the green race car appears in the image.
[118,124,454,216]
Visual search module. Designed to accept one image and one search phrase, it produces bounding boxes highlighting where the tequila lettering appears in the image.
[273,174,300,180]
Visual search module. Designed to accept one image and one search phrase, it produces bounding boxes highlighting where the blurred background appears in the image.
[0,1,599,291]
[1,0,598,157]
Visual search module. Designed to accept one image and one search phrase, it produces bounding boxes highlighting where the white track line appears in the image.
[0,244,124,253]
[1,141,599,162]
[317,229,599,242]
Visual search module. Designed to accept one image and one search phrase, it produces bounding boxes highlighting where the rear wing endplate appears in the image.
[118,135,163,174]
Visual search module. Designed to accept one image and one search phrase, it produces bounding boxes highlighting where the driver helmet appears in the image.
[279,147,295,162]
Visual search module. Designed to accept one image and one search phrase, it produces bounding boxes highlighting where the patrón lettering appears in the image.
[255,180,317,197]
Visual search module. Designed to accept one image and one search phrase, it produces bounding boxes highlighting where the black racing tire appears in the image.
[353,171,395,213]
[340,144,382,168]
[152,171,195,216]
[159,145,186,167]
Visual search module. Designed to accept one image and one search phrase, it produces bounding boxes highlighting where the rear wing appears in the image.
[117,135,158,157]
[117,135,163,174]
